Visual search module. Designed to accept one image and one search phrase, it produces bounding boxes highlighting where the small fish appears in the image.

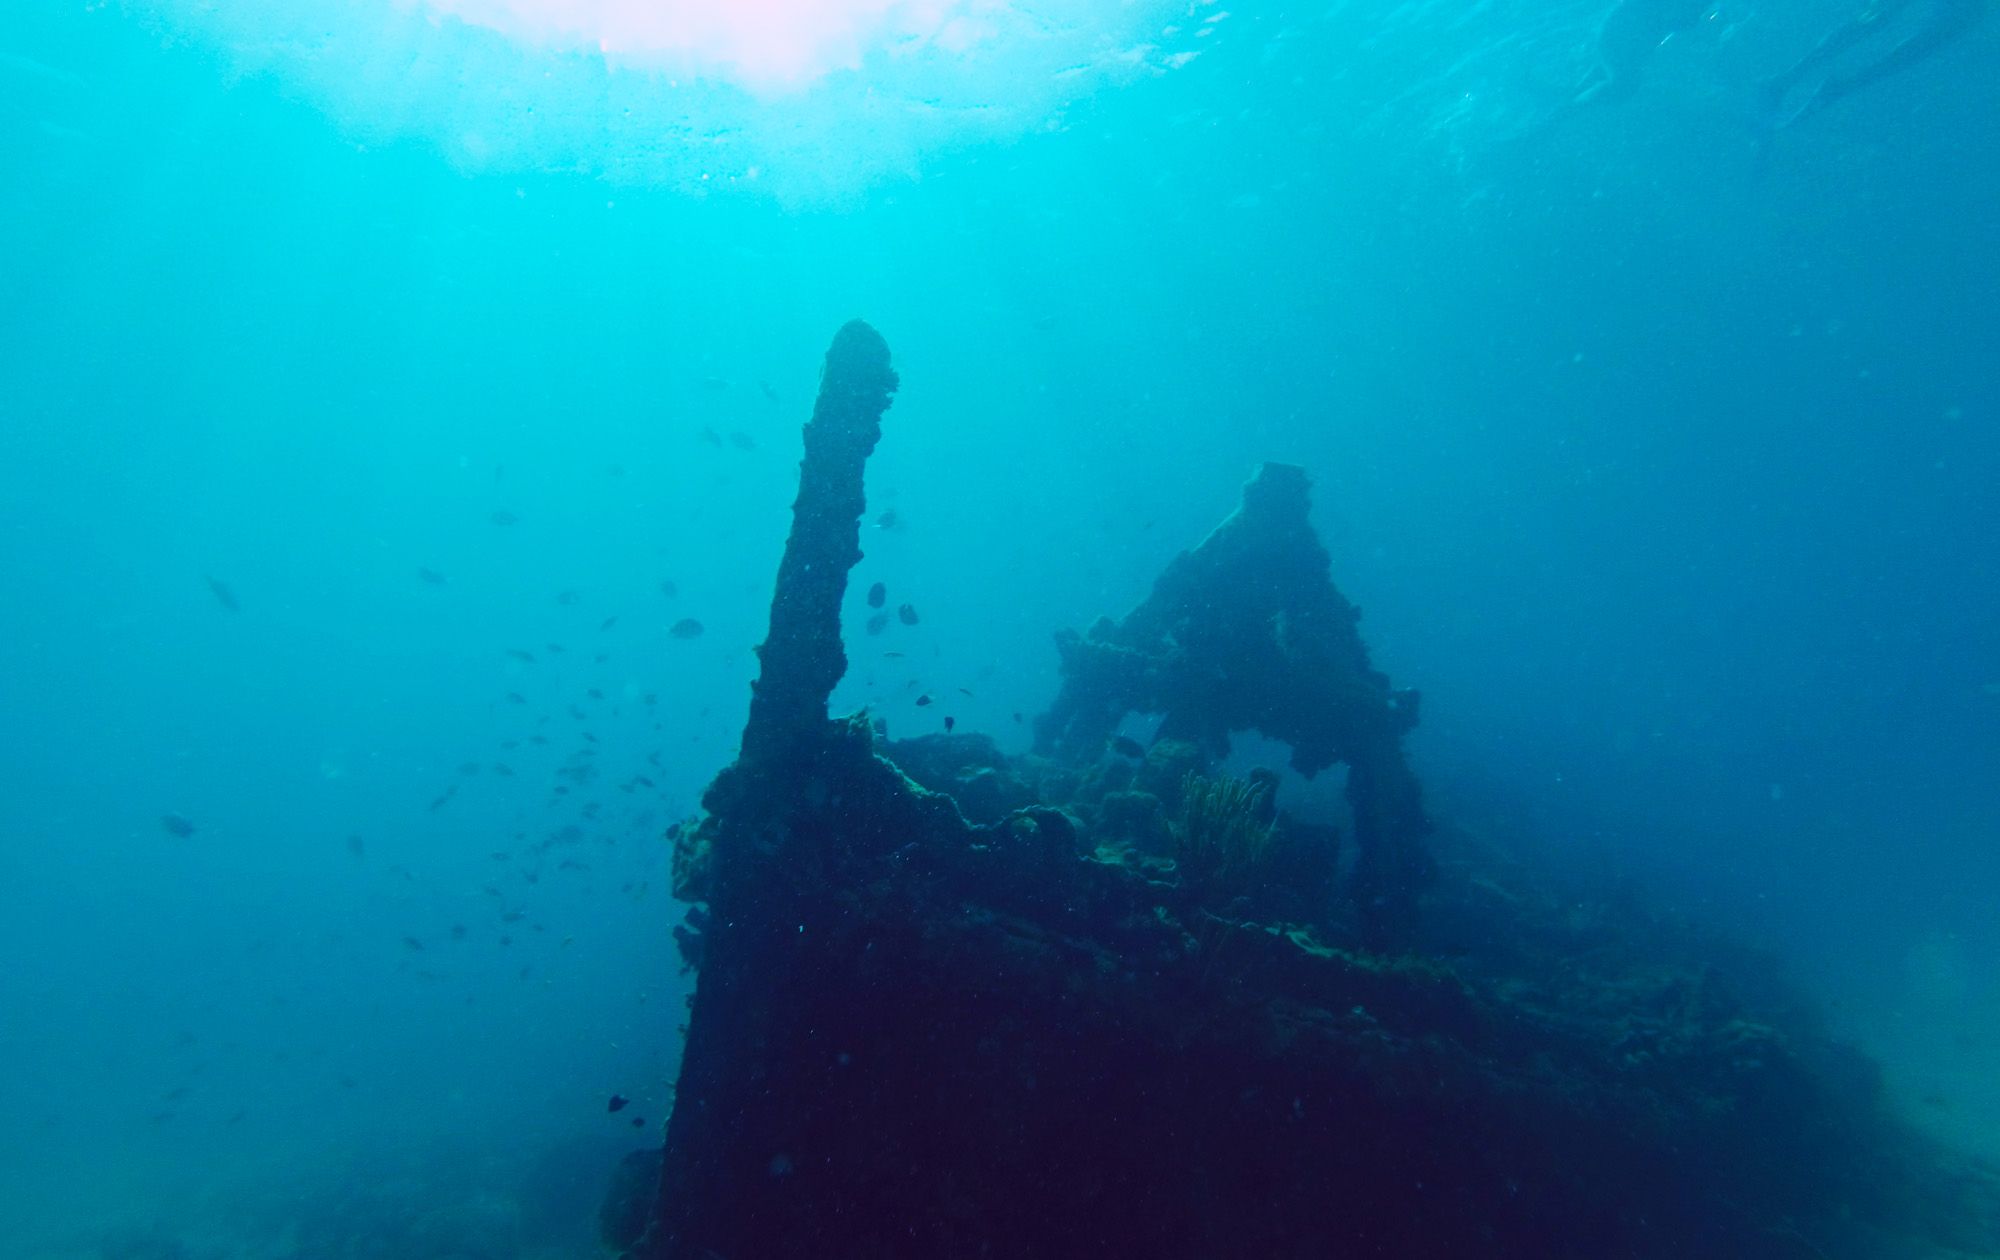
[915,694,933,707]
[450,924,468,940]
[866,581,886,609]
[346,834,365,859]
[555,589,580,605]
[875,508,901,531]
[161,812,197,838]
[587,688,605,700]
[698,426,723,447]
[402,936,425,952]
[546,642,566,653]
[599,615,619,632]
[1013,713,1024,723]
[944,716,956,732]
[607,1094,631,1112]
[1109,735,1145,759]
[505,692,527,705]
[897,603,920,626]
[631,1116,646,1128]
[490,509,520,526]
[505,648,536,663]
[428,786,457,811]
[203,575,240,612]
[458,761,482,776]
[866,612,889,636]
[882,650,905,658]
[670,618,705,640]
[658,580,678,599]
[759,380,780,402]
[700,376,731,391]
[418,567,448,585]
[727,431,758,451]
[957,688,974,697]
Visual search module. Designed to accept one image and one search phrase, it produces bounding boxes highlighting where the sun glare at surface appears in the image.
[423,0,1007,92]
[132,0,1204,199]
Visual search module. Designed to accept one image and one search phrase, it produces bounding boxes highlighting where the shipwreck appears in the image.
[611,322,1999,1259]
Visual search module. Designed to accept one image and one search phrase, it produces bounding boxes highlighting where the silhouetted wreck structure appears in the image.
[1034,459,1432,943]
[627,323,2000,1260]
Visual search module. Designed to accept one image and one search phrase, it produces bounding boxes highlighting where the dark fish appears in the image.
[875,508,901,531]
[505,648,536,663]
[727,431,758,451]
[450,924,467,940]
[658,580,678,598]
[428,786,457,810]
[161,812,197,838]
[599,615,619,632]
[490,509,520,526]
[631,1116,646,1128]
[957,688,974,697]
[346,834,365,859]
[883,651,905,658]
[607,1094,631,1112]
[418,567,447,585]
[555,590,580,605]
[1109,735,1145,760]
[505,692,527,705]
[493,764,515,777]
[203,575,240,612]
[944,716,956,732]
[587,688,605,700]
[700,376,730,391]
[897,603,920,626]
[402,936,424,951]
[546,642,566,653]
[458,761,482,776]
[866,612,889,636]
[915,694,932,707]
[669,618,704,640]
[699,426,723,447]
[1013,713,1024,723]
[759,379,780,402]
[866,581,886,609]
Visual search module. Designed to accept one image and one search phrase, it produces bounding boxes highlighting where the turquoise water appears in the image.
[4,1,1997,1255]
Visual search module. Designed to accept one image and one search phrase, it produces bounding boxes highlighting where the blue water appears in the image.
[4,1,1997,1254]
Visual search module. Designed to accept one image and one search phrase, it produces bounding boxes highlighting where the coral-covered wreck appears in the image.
[617,322,2000,1259]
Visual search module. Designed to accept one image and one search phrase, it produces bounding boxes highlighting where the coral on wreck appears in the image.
[1169,771,1278,909]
